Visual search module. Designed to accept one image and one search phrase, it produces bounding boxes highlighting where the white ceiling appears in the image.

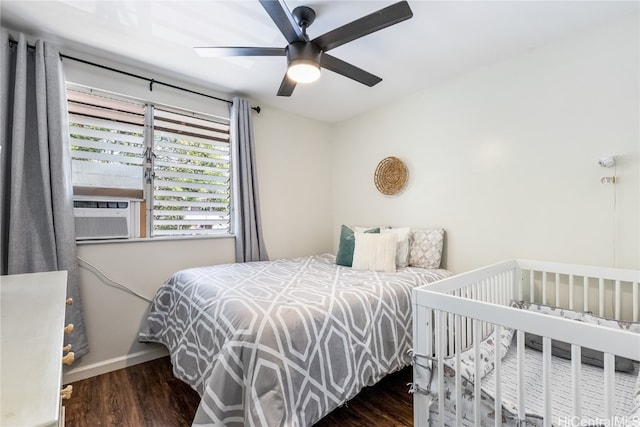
[1,1,638,123]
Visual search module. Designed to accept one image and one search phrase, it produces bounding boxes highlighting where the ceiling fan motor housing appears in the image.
[286,42,322,67]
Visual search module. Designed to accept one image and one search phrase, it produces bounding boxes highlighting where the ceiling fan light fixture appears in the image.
[286,41,322,84]
[287,60,320,83]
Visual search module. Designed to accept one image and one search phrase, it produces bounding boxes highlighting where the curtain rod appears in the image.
[8,39,261,113]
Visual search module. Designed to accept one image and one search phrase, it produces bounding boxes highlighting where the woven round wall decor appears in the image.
[374,156,408,195]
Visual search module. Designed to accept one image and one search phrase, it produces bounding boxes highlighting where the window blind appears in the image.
[68,90,145,196]
[152,108,231,237]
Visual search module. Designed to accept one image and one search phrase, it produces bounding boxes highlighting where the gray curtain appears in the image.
[0,32,88,358]
[230,97,268,262]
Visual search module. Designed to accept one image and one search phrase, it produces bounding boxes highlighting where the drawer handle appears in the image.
[60,385,73,400]
[64,324,74,334]
[62,352,75,366]
[66,298,73,306]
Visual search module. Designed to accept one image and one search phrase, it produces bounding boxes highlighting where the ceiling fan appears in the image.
[194,0,414,96]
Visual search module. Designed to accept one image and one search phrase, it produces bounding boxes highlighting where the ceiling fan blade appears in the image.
[259,0,304,44]
[312,1,413,52]
[194,47,286,57]
[320,54,382,87]
[277,74,297,96]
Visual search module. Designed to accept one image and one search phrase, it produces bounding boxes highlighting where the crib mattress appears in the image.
[430,341,638,426]
[483,341,638,424]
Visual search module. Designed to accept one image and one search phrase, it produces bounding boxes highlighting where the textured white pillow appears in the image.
[381,227,411,267]
[352,232,397,273]
[409,228,445,268]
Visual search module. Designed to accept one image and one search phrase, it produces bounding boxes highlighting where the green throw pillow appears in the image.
[336,225,380,267]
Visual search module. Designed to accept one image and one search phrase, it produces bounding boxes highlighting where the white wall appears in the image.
[330,14,639,273]
[61,54,333,382]
[252,108,334,259]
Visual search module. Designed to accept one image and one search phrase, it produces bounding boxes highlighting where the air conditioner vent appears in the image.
[74,198,134,240]
[74,200,129,209]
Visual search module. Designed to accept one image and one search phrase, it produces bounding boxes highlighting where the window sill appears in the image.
[76,234,235,245]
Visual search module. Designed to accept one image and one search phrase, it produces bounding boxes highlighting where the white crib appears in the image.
[411,259,640,427]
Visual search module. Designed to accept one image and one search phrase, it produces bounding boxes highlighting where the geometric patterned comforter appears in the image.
[139,254,452,426]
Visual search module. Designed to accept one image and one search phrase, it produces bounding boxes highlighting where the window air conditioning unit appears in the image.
[74,199,141,240]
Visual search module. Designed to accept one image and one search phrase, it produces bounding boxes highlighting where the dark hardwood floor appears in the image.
[64,357,414,426]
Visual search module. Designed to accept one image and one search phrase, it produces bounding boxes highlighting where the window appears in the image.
[152,108,231,236]
[68,86,231,238]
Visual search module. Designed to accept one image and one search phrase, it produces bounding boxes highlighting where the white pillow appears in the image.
[352,232,397,273]
[381,227,411,267]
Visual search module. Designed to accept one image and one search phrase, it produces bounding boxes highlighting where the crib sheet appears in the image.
[429,339,639,426]
[483,340,638,424]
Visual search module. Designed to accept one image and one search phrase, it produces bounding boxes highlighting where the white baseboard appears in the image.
[63,346,169,384]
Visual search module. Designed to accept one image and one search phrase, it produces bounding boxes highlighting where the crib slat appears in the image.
[494,324,502,427]
[467,285,475,348]
[461,287,468,349]
[426,309,433,358]
[604,353,615,420]
[504,271,511,305]
[615,280,621,320]
[583,277,589,312]
[555,273,560,306]
[493,275,498,303]
[571,344,582,420]
[542,271,547,305]
[598,278,605,317]
[473,319,481,427]
[508,270,515,304]
[569,274,575,310]
[517,330,525,421]
[449,292,457,354]
[455,316,462,427]
[530,270,535,303]
[414,306,431,427]
[515,266,523,302]
[482,280,489,337]
[448,311,454,355]
[543,336,552,426]
[436,311,445,427]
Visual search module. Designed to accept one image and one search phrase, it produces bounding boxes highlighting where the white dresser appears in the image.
[1,270,70,427]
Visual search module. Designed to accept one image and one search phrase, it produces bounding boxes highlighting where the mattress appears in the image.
[483,339,638,425]
[139,253,452,426]
[429,337,639,426]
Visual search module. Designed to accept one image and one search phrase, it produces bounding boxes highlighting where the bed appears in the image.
[411,259,640,427]
[139,251,452,426]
